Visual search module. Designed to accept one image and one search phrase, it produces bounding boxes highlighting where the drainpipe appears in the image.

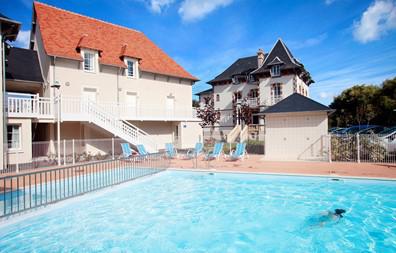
[52,56,61,166]
[0,28,5,169]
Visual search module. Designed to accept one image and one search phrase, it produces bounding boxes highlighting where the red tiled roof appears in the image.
[34,2,198,81]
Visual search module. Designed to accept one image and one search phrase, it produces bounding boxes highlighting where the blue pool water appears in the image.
[0,171,395,253]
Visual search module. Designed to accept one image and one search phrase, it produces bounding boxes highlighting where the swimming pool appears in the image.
[0,171,395,252]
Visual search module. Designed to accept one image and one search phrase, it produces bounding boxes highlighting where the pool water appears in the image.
[0,171,395,253]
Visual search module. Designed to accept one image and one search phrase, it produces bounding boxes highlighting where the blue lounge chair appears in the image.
[121,143,133,158]
[165,143,178,158]
[205,142,224,160]
[137,144,149,156]
[183,143,203,159]
[227,142,247,161]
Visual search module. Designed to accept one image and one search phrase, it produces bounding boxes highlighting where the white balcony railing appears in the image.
[6,92,54,119]
[263,95,283,106]
[61,97,197,121]
[235,97,260,108]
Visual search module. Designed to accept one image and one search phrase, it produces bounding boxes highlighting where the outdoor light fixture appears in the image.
[51,80,61,89]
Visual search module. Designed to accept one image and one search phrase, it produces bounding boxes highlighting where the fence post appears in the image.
[112,137,115,160]
[72,139,75,164]
[328,134,332,163]
[357,133,360,163]
[63,139,66,165]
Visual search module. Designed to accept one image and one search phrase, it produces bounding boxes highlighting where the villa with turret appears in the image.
[197,39,314,142]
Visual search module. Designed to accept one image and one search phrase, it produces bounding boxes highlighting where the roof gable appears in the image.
[252,39,301,74]
[33,2,197,81]
[260,93,331,114]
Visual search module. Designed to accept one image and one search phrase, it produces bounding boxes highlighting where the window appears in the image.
[216,94,220,102]
[7,124,21,149]
[248,89,259,98]
[83,51,95,72]
[270,65,281,77]
[127,60,135,77]
[271,83,282,97]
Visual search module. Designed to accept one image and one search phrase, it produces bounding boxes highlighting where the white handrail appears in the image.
[61,97,157,152]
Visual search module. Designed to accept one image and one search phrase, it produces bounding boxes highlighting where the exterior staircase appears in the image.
[227,125,241,143]
[62,97,157,152]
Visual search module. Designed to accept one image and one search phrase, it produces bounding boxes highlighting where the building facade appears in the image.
[198,39,314,139]
[3,2,201,166]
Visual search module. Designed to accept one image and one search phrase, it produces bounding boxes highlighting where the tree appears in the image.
[329,85,380,126]
[240,98,253,125]
[196,96,220,137]
[329,77,396,127]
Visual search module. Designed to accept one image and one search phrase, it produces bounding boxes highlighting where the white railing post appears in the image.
[356,133,360,163]
[63,139,66,165]
[72,139,75,164]
[112,137,115,160]
[328,134,332,163]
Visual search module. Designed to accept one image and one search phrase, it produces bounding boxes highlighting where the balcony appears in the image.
[61,97,198,121]
[235,97,260,108]
[262,95,283,106]
[6,93,54,120]
[6,94,198,122]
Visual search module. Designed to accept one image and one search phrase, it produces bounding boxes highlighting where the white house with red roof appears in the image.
[3,2,202,166]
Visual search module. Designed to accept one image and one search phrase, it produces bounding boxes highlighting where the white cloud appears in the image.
[178,0,234,22]
[12,30,30,49]
[138,0,175,13]
[353,0,396,43]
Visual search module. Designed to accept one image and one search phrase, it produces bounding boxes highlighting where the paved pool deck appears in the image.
[169,155,396,179]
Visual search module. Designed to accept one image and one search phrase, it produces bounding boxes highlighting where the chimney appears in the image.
[257,48,265,68]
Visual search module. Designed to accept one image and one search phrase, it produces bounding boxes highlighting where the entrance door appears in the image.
[82,87,97,115]
[82,87,97,102]
[126,92,137,117]
[166,96,174,117]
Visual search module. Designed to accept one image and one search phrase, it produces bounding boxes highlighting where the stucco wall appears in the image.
[264,111,328,161]
[7,118,32,164]
[179,121,203,149]
[47,57,193,116]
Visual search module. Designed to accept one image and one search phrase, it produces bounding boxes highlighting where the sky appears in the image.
[1,0,396,105]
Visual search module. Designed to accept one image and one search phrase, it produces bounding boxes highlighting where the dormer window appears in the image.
[127,60,135,77]
[124,58,138,78]
[270,65,281,77]
[83,51,95,72]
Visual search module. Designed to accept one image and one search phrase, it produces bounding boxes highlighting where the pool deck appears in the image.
[169,155,396,180]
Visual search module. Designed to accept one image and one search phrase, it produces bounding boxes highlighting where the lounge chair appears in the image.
[205,142,224,160]
[226,142,247,161]
[165,143,178,158]
[137,144,149,156]
[121,143,133,158]
[183,143,203,159]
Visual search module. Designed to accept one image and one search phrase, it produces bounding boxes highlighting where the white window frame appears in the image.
[82,49,97,73]
[7,124,21,151]
[270,65,281,77]
[124,57,139,79]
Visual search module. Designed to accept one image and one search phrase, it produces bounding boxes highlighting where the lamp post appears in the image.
[51,81,61,166]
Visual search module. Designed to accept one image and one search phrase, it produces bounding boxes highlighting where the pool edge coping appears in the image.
[168,168,396,181]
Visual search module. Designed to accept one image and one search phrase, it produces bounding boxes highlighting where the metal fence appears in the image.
[202,127,265,155]
[0,153,168,218]
[330,134,396,163]
[3,138,126,174]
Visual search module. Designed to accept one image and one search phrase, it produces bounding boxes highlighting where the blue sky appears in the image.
[2,0,396,105]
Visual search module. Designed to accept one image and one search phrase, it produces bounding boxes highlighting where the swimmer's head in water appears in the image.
[334,209,346,217]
